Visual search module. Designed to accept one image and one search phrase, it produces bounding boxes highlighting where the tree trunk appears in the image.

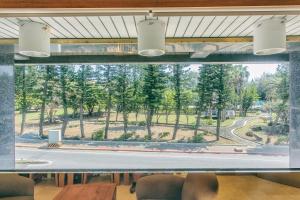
[186,114,189,125]
[146,109,153,139]
[20,111,26,135]
[216,108,221,141]
[194,111,201,136]
[39,66,50,138]
[165,110,168,124]
[115,111,119,122]
[20,66,27,135]
[135,112,138,124]
[79,101,85,138]
[61,105,68,138]
[123,111,128,134]
[172,65,181,140]
[104,66,112,140]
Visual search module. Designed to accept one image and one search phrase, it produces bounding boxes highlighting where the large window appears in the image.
[14,63,290,170]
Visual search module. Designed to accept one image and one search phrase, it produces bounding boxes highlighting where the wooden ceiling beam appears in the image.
[0,0,300,9]
[1,36,300,45]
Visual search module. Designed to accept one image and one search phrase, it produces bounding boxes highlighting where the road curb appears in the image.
[15,144,288,156]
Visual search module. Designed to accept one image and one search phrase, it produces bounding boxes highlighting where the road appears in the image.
[15,147,289,170]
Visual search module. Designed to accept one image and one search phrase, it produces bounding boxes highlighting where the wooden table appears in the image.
[54,183,117,200]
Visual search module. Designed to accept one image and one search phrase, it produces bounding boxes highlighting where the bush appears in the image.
[274,136,288,145]
[245,131,254,137]
[252,126,262,132]
[91,130,104,141]
[158,132,170,139]
[207,119,213,125]
[190,134,204,143]
[138,121,146,126]
[115,132,135,141]
[143,135,152,141]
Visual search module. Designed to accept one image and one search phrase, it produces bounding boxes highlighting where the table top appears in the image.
[54,183,117,200]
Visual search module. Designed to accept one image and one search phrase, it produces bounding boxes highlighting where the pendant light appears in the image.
[137,16,166,57]
[19,21,51,57]
[253,18,286,55]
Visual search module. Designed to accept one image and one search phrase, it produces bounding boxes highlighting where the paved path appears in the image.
[203,116,259,146]
[15,147,289,170]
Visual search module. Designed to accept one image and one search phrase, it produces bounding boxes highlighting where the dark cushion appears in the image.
[0,196,34,200]
[181,173,219,200]
[0,174,34,198]
[136,174,185,200]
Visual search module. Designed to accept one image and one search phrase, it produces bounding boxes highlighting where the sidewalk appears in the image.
[16,136,289,156]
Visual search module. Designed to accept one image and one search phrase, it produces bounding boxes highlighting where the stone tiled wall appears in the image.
[290,52,300,168]
[0,45,15,170]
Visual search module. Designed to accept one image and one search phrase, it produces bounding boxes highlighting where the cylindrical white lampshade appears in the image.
[19,22,51,57]
[137,19,165,57]
[253,18,286,55]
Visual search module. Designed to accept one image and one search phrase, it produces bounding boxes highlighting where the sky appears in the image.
[189,64,278,81]
[245,64,278,80]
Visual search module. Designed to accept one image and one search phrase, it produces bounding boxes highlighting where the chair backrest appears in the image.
[181,173,219,200]
[136,174,185,200]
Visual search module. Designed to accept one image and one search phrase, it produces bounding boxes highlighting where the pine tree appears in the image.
[142,64,166,139]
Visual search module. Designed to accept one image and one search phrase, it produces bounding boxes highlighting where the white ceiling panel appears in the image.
[193,16,215,37]
[99,16,120,38]
[87,16,111,38]
[219,16,251,37]
[201,16,227,37]
[122,16,137,38]
[76,17,102,38]
[41,17,74,38]
[0,15,300,39]
[165,17,180,37]
[174,16,192,37]
[52,17,84,38]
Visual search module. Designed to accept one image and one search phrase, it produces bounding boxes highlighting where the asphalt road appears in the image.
[15,147,289,170]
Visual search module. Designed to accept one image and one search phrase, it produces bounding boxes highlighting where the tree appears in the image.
[172,64,183,140]
[181,90,196,125]
[59,65,69,138]
[39,65,53,137]
[115,65,133,134]
[161,89,175,124]
[77,65,92,138]
[194,65,215,136]
[131,65,144,123]
[241,83,259,117]
[15,66,27,135]
[142,65,166,139]
[214,65,232,140]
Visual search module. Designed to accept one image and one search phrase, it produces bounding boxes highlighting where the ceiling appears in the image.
[0,15,300,39]
[1,14,300,57]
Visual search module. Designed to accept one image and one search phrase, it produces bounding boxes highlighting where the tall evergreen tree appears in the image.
[172,64,182,140]
[142,65,166,139]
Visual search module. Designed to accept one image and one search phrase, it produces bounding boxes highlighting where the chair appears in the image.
[0,174,34,200]
[135,173,218,200]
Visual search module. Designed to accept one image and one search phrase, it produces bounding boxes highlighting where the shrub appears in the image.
[191,134,204,143]
[138,121,146,126]
[115,132,135,141]
[158,132,170,139]
[91,130,104,141]
[274,136,288,145]
[143,135,152,141]
[245,131,254,137]
[252,126,262,132]
[207,119,213,125]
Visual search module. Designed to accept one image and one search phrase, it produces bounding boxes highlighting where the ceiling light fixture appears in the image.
[137,12,166,57]
[19,21,51,57]
[253,18,286,55]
